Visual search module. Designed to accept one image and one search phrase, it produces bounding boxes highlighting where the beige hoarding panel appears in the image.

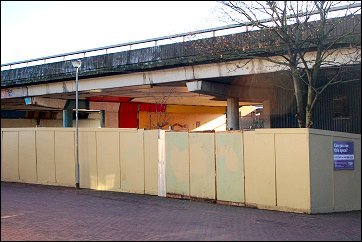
[215,132,244,203]
[166,132,190,196]
[309,132,361,213]
[309,134,334,213]
[120,130,145,194]
[1,119,37,128]
[79,131,98,189]
[275,133,310,212]
[189,133,215,199]
[96,131,120,191]
[144,130,159,195]
[36,131,56,184]
[332,137,361,212]
[2,127,358,214]
[18,131,37,183]
[55,131,75,187]
[2,131,19,181]
[244,132,276,207]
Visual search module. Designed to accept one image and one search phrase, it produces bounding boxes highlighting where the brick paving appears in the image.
[1,182,361,241]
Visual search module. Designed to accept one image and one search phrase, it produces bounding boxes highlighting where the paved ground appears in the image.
[1,182,361,241]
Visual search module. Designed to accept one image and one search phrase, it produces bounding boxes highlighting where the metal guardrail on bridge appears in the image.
[1,3,360,70]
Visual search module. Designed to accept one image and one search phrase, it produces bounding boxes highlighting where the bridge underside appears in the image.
[1,64,360,133]
[1,68,286,130]
[1,76,274,110]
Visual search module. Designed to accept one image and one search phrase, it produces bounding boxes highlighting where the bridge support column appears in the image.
[227,97,240,130]
[263,100,271,128]
[63,110,73,127]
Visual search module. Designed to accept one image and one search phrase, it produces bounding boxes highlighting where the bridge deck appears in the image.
[1,15,360,88]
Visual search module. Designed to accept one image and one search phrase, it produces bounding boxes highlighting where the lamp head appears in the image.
[71,60,82,68]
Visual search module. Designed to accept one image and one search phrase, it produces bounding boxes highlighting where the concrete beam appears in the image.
[2,48,359,100]
[186,80,271,101]
[186,80,236,98]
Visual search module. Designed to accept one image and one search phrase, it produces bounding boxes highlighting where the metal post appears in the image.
[75,67,80,189]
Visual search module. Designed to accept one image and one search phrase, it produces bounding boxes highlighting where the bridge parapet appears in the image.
[1,15,360,88]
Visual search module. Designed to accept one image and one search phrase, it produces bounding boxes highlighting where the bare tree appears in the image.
[147,87,177,129]
[195,1,361,127]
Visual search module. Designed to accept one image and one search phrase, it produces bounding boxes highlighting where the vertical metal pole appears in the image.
[75,67,80,189]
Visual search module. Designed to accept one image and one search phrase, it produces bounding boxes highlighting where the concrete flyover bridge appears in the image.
[1,12,361,133]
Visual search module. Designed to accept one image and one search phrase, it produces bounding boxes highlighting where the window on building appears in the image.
[333,96,349,119]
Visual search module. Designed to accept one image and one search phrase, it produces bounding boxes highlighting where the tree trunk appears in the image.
[306,84,313,128]
[291,69,305,128]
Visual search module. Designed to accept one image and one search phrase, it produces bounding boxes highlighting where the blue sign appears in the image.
[24,97,32,105]
[333,141,354,170]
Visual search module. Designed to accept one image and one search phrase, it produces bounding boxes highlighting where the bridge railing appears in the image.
[1,3,360,71]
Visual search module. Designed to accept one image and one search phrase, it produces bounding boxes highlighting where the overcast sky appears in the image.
[1,1,225,64]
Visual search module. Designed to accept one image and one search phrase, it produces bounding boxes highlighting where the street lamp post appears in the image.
[72,60,81,189]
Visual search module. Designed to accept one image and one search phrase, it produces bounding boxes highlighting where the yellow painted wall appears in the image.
[166,105,226,114]
[120,130,145,194]
[243,129,315,213]
[189,133,215,199]
[1,128,159,195]
[1,119,37,128]
[139,112,224,131]
[243,132,276,207]
[215,132,244,203]
[55,131,75,186]
[144,130,159,195]
[2,131,19,181]
[1,118,100,128]
[96,131,120,191]
[165,132,190,196]
[18,131,37,183]
[275,132,310,213]
[309,133,334,213]
[309,130,361,213]
[36,130,56,184]
[79,131,98,189]
[1,128,360,214]
[333,138,361,211]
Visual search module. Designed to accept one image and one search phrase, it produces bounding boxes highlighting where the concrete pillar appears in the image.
[227,97,240,130]
[100,110,105,128]
[63,110,73,127]
[263,100,271,128]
